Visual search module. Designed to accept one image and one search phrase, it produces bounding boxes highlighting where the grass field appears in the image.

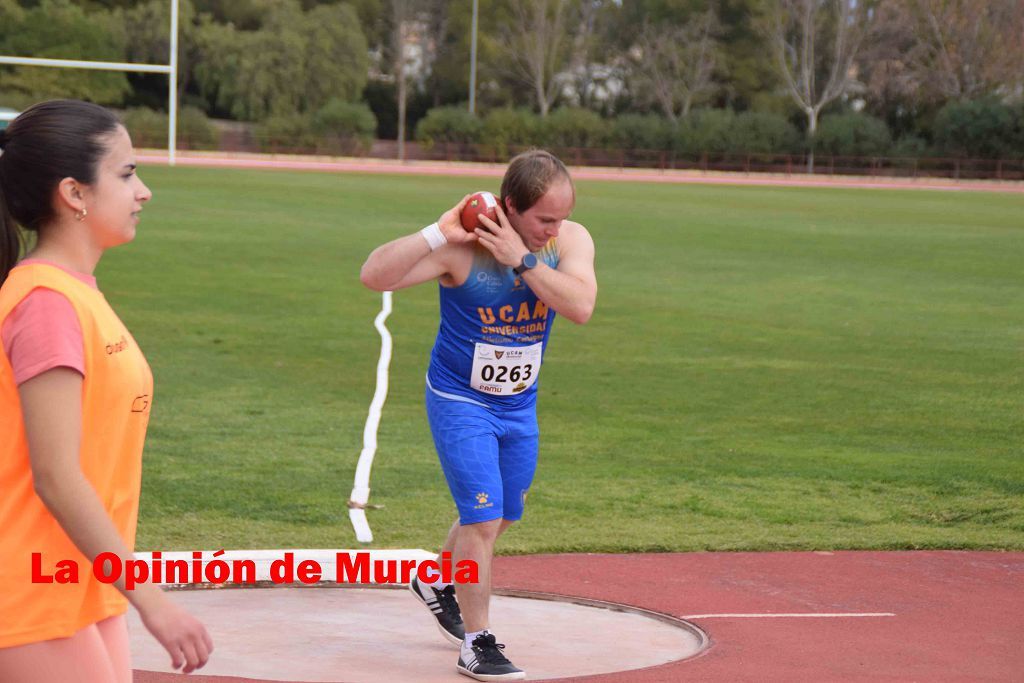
[98,165,1024,553]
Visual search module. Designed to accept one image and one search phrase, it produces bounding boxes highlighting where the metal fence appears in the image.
[398,142,1024,182]
[178,132,1024,182]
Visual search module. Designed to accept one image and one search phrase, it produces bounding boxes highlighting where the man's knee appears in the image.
[460,517,503,542]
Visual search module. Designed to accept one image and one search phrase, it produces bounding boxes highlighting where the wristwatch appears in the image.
[513,252,539,276]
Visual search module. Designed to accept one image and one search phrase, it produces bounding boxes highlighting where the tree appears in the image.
[123,0,199,103]
[193,0,280,30]
[193,8,306,121]
[499,0,572,116]
[565,0,618,110]
[856,1,922,137]
[631,7,722,123]
[192,0,367,121]
[932,99,1020,159]
[764,0,867,171]
[858,0,1024,141]
[0,0,131,106]
[716,0,782,111]
[863,0,1023,105]
[391,0,412,160]
[421,0,453,108]
[300,3,369,111]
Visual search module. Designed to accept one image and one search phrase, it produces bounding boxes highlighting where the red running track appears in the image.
[494,551,1024,682]
[134,551,1023,682]
[136,152,1024,195]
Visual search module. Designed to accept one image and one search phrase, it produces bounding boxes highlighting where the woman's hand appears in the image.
[137,591,213,674]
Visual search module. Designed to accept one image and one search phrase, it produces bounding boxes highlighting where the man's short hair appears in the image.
[500,149,574,214]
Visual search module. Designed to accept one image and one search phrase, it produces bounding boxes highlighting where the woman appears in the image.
[0,100,212,681]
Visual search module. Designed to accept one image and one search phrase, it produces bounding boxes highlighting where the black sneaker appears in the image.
[409,575,464,646]
[457,632,525,681]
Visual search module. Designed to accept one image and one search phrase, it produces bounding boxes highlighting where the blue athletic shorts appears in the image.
[425,385,539,525]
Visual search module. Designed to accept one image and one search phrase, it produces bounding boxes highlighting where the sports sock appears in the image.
[464,629,489,648]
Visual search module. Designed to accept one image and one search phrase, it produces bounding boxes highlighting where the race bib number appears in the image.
[470,342,543,396]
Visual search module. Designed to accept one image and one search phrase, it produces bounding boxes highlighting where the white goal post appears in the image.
[0,0,180,165]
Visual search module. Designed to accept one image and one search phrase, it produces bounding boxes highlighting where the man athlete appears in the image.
[360,150,596,681]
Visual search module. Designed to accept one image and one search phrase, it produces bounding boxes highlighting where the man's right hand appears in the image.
[438,194,480,245]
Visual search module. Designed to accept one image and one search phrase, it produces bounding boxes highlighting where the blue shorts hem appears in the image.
[458,510,505,525]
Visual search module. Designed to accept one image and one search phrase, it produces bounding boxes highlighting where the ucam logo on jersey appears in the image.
[477,300,549,325]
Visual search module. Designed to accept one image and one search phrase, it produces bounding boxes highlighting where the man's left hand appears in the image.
[476,204,530,268]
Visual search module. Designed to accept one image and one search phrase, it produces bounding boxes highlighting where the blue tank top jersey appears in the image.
[427,240,560,410]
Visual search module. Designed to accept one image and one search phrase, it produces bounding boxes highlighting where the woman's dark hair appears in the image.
[0,99,121,283]
[500,149,574,215]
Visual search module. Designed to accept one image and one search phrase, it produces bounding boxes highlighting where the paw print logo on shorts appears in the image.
[476,492,489,505]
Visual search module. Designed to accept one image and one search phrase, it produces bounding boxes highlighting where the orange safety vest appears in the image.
[0,263,153,647]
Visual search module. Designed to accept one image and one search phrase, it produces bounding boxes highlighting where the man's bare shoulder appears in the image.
[437,239,479,286]
[562,219,589,235]
[439,239,481,262]
[557,220,594,252]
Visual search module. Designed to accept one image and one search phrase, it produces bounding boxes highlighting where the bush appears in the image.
[891,135,931,159]
[932,99,1016,158]
[178,107,220,150]
[312,98,377,155]
[0,92,39,113]
[729,111,802,155]
[608,114,672,151]
[255,114,316,152]
[673,109,735,156]
[415,106,482,148]
[482,108,540,156]
[538,107,609,149]
[1012,103,1024,158]
[121,106,219,150]
[121,107,167,148]
[815,113,892,157]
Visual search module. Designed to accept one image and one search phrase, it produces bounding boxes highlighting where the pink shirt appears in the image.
[1,259,97,385]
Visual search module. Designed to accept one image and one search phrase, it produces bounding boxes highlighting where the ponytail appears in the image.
[0,184,22,285]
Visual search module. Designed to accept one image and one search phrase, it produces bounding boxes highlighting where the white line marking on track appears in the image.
[682,612,896,619]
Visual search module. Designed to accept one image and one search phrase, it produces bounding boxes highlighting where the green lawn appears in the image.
[100,165,1024,553]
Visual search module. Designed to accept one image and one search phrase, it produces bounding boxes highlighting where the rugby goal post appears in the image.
[0,0,180,165]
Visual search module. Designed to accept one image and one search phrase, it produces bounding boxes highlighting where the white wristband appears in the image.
[420,222,447,251]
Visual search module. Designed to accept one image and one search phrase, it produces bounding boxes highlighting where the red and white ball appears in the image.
[460,191,499,232]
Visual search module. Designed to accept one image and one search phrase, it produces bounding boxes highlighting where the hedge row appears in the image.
[415,106,800,156]
[121,98,1024,160]
[255,99,377,155]
[122,106,220,150]
[122,99,378,155]
[416,101,1024,159]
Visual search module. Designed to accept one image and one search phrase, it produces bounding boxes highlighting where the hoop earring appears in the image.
[75,208,88,221]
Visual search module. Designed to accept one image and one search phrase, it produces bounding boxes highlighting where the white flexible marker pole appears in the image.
[348,291,393,543]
